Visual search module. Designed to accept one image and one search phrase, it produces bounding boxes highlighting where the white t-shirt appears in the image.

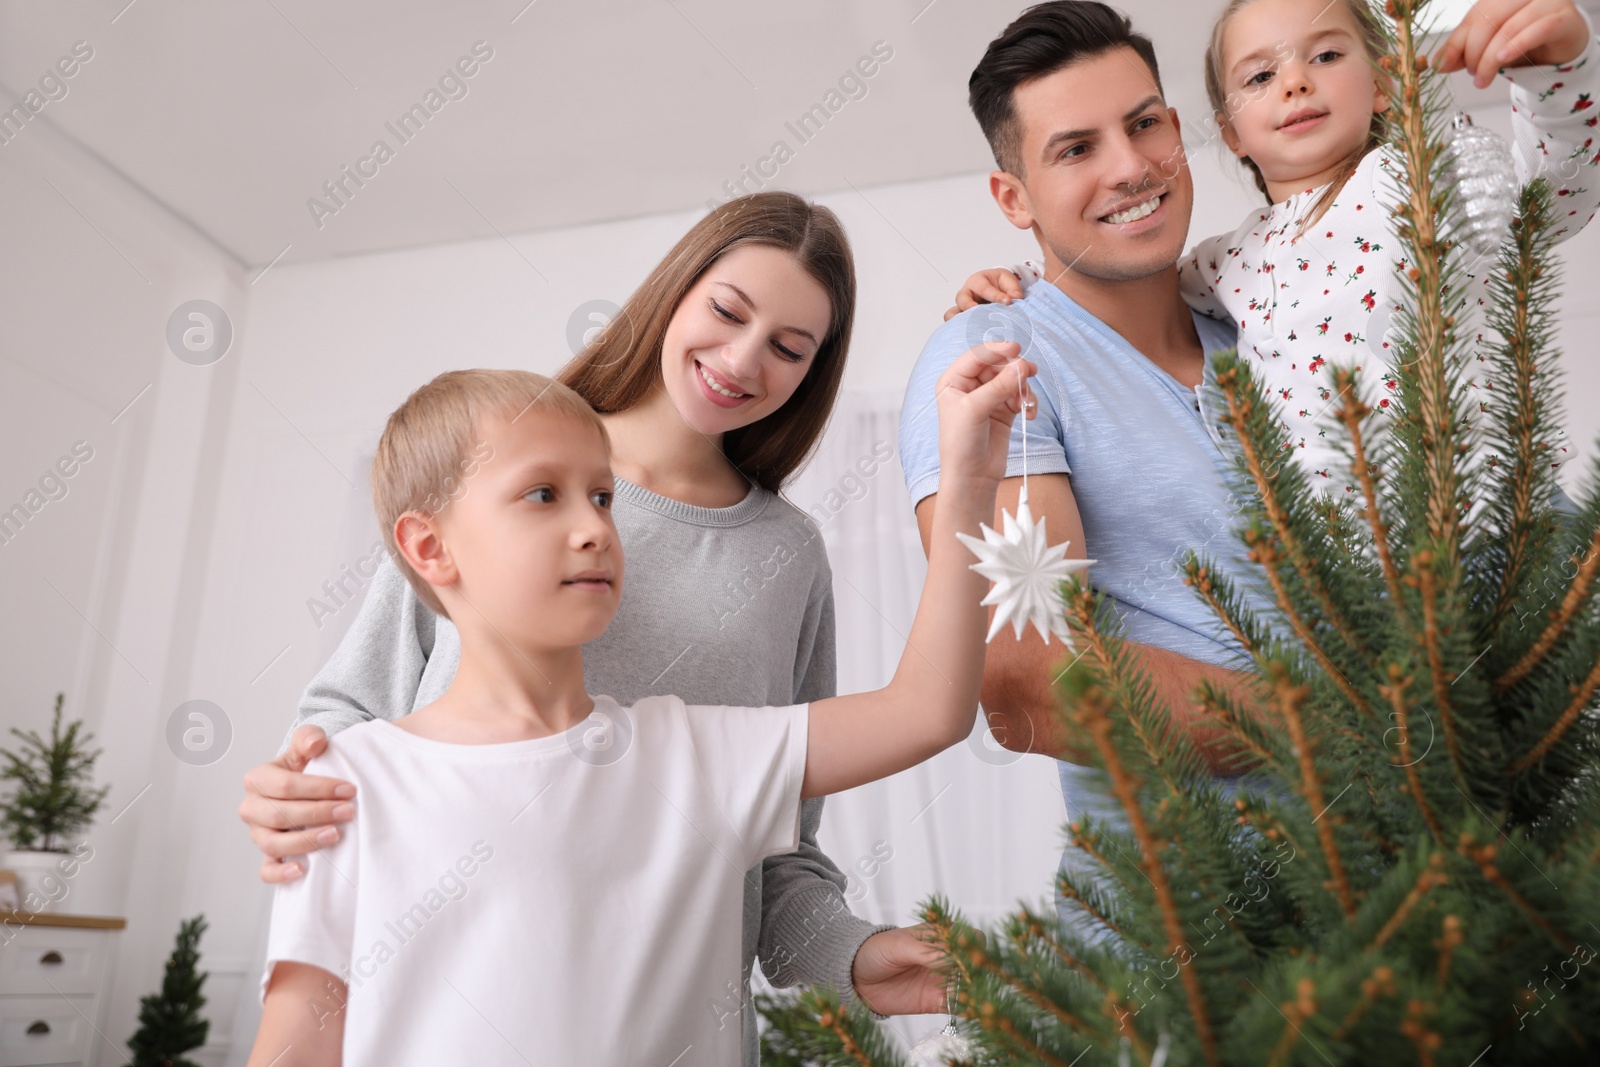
[260,694,808,1066]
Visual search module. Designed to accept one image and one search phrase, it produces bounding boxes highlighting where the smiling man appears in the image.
[899,1,1272,859]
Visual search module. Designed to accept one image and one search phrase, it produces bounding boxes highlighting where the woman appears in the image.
[237,192,944,1062]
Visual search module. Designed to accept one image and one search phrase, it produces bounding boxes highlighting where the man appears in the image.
[898,1,1268,835]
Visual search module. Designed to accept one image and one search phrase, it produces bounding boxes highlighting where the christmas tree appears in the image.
[759,0,1600,1062]
[127,915,211,1067]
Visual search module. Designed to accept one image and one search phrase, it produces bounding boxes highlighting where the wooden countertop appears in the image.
[0,910,126,930]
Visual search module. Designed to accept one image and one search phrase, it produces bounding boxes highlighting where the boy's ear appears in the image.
[394,512,457,588]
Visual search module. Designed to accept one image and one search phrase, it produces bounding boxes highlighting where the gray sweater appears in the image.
[284,476,888,1063]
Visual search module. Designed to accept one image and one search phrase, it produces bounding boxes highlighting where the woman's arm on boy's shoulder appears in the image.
[248,962,346,1067]
[803,343,1033,798]
[241,555,433,884]
[289,554,439,747]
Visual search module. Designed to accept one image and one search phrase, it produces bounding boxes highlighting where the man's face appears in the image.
[1002,47,1194,282]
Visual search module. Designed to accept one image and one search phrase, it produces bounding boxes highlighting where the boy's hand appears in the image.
[943,267,1025,322]
[239,724,356,884]
[1435,0,1591,89]
[934,341,1037,487]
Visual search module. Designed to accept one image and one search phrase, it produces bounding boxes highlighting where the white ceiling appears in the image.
[3,0,1595,268]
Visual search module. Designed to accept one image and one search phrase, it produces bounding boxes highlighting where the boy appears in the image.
[247,346,1034,1066]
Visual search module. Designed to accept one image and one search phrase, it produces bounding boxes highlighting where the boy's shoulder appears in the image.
[301,718,394,778]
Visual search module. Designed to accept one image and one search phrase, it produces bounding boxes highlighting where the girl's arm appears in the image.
[1435,0,1599,238]
[248,962,346,1067]
[803,343,1035,797]
[945,261,1043,322]
[1178,230,1242,323]
[1502,29,1600,241]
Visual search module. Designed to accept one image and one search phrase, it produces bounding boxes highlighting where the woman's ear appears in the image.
[394,512,456,589]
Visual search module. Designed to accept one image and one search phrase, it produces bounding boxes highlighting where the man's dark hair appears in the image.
[969,2,1163,177]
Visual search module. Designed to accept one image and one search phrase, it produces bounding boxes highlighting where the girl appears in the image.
[957,0,1598,493]
[236,193,944,1064]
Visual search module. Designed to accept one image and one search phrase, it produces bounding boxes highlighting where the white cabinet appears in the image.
[0,914,124,1067]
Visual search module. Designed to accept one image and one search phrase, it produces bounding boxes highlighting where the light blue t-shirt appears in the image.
[900,280,1269,672]
[898,279,1274,843]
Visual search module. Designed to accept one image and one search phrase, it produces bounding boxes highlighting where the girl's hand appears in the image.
[943,267,1026,322]
[934,341,1037,486]
[1435,0,1591,89]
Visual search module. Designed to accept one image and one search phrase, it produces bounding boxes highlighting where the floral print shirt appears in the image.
[1175,36,1599,494]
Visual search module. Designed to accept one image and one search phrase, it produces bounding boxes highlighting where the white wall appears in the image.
[3,106,1597,1064]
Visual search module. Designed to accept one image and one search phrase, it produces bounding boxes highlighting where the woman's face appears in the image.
[657,243,832,438]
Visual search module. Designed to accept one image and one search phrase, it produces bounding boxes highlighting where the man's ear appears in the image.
[990,169,1037,232]
[394,512,456,590]
[1218,114,1247,158]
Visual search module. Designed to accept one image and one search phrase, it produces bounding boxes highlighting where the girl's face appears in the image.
[1217,0,1387,197]
[658,243,832,438]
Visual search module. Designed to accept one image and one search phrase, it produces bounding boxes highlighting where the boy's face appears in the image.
[432,408,622,652]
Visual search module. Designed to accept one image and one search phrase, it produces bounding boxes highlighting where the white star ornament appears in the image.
[955,484,1093,645]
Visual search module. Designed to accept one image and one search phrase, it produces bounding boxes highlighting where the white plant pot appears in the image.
[3,849,73,913]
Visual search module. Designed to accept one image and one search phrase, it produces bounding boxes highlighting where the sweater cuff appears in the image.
[759,882,892,1010]
[1501,24,1597,97]
[840,922,898,1017]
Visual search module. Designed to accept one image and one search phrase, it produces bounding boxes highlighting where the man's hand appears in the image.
[851,926,948,1016]
[239,724,356,884]
[1435,0,1591,89]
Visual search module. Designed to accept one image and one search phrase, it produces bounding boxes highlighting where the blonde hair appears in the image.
[372,369,609,616]
[1203,0,1389,229]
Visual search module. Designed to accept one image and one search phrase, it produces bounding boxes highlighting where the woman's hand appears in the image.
[239,724,356,884]
[933,341,1037,488]
[1435,0,1592,89]
[944,267,1026,322]
[851,925,949,1016]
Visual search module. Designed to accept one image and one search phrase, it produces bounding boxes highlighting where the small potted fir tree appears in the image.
[1,693,109,912]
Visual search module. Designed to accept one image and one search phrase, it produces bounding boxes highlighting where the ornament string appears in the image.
[956,345,1093,646]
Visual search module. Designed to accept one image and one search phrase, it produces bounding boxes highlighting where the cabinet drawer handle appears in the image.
[39,950,64,965]
[26,1020,50,1036]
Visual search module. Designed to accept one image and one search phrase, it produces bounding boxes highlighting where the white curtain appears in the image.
[777,389,1069,1046]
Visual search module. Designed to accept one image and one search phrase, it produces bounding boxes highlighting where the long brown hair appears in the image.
[1204,0,1388,229]
[558,192,855,492]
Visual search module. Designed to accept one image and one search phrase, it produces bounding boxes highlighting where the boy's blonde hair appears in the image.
[1204,0,1389,229]
[372,369,609,617]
